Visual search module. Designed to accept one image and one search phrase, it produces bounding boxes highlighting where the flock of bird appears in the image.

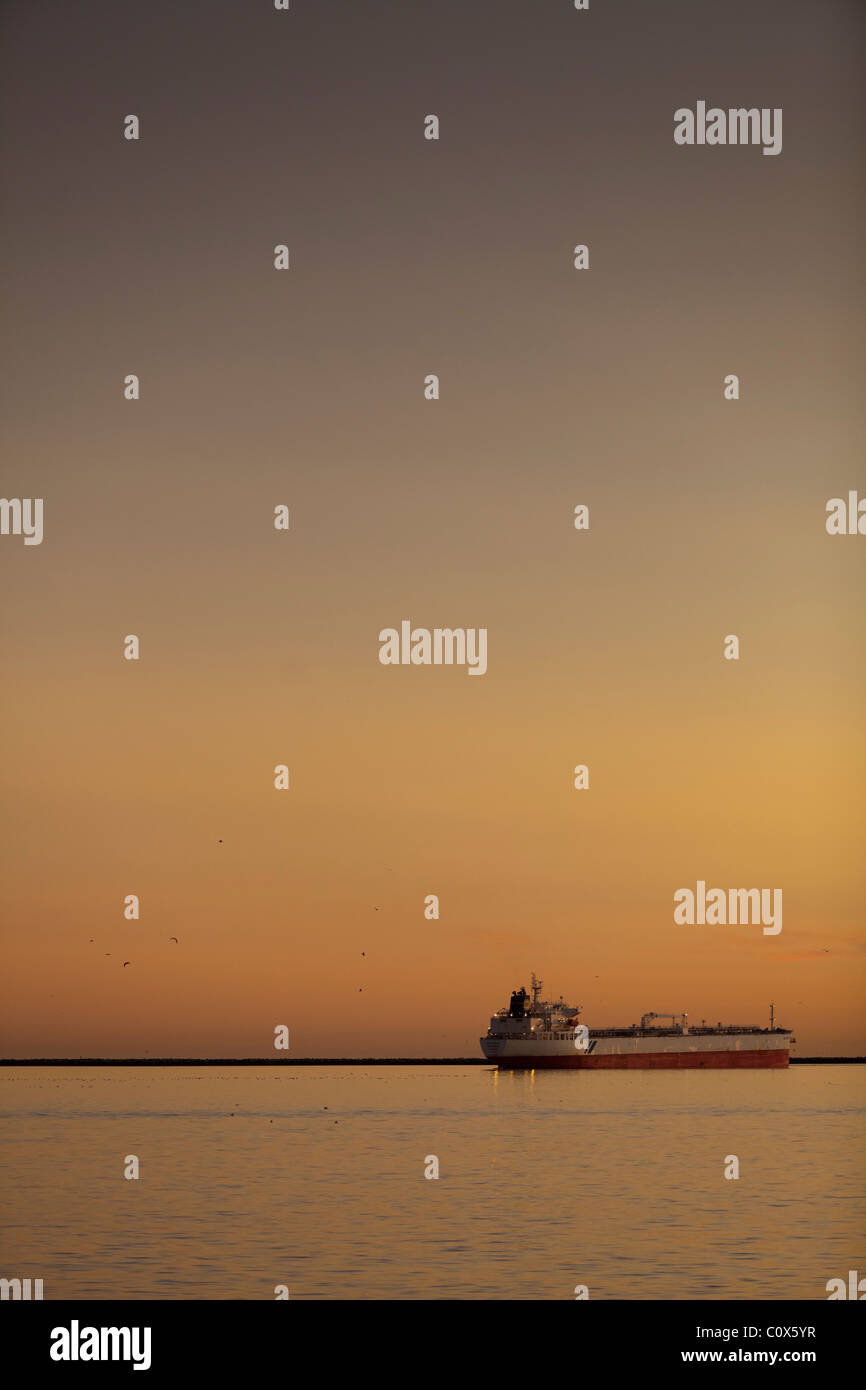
[92,935,373,974]
[92,841,380,980]
[89,936,179,968]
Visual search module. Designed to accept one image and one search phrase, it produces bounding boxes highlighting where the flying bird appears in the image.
[170,937,178,943]
[123,961,131,967]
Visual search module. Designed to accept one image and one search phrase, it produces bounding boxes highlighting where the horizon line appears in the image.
[1,1056,864,1066]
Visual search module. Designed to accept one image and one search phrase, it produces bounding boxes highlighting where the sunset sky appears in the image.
[1,0,863,1057]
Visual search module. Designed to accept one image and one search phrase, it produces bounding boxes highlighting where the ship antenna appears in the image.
[531,973,543,1006]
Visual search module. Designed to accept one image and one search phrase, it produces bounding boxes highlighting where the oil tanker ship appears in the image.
[480,975,793,1069]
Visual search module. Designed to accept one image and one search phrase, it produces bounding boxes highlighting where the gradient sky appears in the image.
[1,0,864,1056]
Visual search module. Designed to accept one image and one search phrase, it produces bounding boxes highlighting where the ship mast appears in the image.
[530,973,543,1008]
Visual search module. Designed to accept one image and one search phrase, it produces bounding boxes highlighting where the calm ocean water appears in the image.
[1,1065,863,1300]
